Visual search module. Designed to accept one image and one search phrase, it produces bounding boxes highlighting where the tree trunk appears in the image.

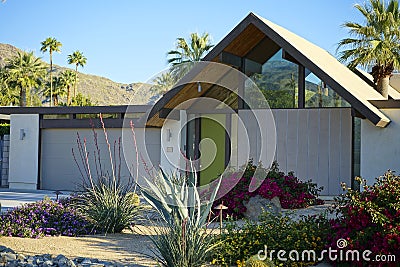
[377,75,390,99]
[50,52,53,107]
[67,85,71,105]
[54,95,58,106]
[20,87,26,107]
[73,65,78,98]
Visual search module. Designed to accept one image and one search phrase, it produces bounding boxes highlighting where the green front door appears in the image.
[199,114,226,186]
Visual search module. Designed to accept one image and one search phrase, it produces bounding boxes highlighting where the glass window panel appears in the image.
[305,70,350,108]
[75,113,119,119]
[124,112,146,119]
[248,49,298,108]
[43,114,70,119]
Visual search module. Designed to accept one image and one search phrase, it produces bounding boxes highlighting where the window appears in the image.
[43,114,70,119]
[305,70,350,108]
[124,112,145,119]
[75,113,119,119]
[249,49,298,108]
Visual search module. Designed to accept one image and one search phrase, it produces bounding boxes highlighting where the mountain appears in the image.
[0,43,158,105]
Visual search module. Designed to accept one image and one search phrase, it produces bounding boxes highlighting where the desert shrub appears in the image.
[328,172,400,266]
[212,212,330,267]
[215,161,323,218]
[0,199,93,238]
[75,179,142,234]
[141,166,221,267]
[72,115,142,234]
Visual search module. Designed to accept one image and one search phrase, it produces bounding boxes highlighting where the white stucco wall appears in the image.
[8,114,40,190]
[361,109,400,185]
[160,110,187,173]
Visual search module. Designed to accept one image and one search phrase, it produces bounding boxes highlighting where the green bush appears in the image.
[245,255,276,267]
[212,212,330,267]
[0,123,10,136]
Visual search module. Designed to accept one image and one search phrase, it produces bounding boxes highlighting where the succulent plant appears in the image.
[140,161,222,267]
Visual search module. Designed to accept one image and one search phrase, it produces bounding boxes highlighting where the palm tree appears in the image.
[60,69,76,105]
[1,87,19,106]
[0,68,19,106]
[167,33,214,65]
[71,92,94,106]
[5,51,46,107]
[42,76,67,106]
[67,50,87,98]
[151,72,176,94]
[40,37,62,106]
[337,0,400,98]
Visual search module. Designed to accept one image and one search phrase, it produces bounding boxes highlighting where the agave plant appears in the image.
[140,162,222,267]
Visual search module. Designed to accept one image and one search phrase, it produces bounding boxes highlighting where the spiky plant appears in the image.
[75,177,141,234]
[140,163,222,267]
[72,114,141,234]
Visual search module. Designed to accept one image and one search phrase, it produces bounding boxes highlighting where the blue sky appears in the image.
[0,0,362,84]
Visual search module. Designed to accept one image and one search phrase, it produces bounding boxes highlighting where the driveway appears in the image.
[0,189,70,213]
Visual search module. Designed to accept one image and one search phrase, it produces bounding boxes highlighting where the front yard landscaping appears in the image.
[1,164,399,266]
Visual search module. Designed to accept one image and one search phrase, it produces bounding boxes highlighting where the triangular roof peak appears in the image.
[204,12,390,127]
[148,13,391,127]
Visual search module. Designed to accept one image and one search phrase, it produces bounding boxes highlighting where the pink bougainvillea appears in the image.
[328,173,400,265]
[213,161,324,218]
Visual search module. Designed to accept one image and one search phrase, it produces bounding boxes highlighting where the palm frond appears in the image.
[338,0,400,78]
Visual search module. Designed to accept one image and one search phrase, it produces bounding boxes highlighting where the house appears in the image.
[0,13,398,195]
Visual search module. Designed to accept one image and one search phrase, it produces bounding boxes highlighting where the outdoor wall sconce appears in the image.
[166,128,172,142]
[197,82,202,93]
[19,129,26,140]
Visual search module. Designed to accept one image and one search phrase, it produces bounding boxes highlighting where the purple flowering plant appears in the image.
[0,198,94,238]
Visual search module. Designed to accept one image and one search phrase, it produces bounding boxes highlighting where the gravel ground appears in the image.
[0,225,159,267]
[0,197,333,267]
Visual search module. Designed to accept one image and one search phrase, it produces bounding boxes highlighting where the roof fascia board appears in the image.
[0,105,152,115]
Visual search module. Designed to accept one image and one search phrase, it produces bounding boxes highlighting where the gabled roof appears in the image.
[148,12,391,127]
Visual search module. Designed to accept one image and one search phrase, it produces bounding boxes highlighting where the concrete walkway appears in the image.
[0,189,71,213]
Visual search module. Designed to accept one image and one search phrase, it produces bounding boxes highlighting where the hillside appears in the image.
[0,43,157,105]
